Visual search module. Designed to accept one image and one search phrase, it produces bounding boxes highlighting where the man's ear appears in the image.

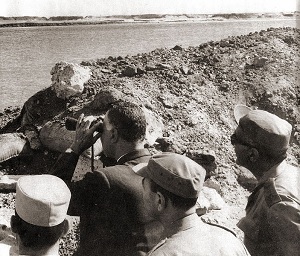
[10,215,18,234]
[110,128,118,143]
[61,219,70,237]
[156,192,167,212]
[249,148,259,162]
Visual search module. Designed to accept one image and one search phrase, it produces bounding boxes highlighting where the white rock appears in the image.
[196,186,226,213]
[51,62,91,99]
[142,107,164,146]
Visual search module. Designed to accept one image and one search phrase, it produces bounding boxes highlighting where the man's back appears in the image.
[72,151,162,256]
[238,162,300,256]
[147,214,250,256]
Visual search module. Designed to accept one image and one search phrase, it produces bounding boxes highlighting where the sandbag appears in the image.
[39,121,102,156]
[0,133,31,163]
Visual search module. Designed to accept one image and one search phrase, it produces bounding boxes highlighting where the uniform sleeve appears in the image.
[50,151,80,182]
[267,200,300,256]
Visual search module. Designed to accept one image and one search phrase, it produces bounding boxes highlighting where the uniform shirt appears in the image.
[51,149,163,256]
[238,160,300,256]
[147,213,250,256]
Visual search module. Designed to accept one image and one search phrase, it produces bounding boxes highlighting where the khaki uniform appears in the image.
[147,213,250,256]
[238,160,300,256]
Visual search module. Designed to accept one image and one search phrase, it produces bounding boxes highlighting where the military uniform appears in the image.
[147,213,250,256]
[238,160,300,256]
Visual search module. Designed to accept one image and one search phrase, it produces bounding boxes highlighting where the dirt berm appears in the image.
[0,26,299,255]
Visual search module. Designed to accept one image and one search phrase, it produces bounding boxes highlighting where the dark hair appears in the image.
[107,101,146,142]
[149,180,197,211]
[12,212,67,250]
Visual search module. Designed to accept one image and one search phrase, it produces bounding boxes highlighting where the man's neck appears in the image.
[114,141,145,160]
[18,242,60,256]
[160,207,196,237]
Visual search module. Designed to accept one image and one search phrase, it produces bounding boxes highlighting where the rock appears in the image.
[51,62,91,99]
[173,45,183,50]
[91,87,124,110]
[204,178,221,193]
[101,68,112,74]
[145,64,157,71]
[156,63,172,70]
[252,56,268,67]
[196,186,226,214]
[142,107,164,147]
[186,149,216,178]
[219,81,231,92]
[180,66,189,75]
[122,65,137,77]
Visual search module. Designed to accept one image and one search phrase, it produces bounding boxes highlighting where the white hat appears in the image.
[16,175,71,227]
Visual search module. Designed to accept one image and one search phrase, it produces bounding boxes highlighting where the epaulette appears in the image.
[263,178,282,208]
[206,222,237,237]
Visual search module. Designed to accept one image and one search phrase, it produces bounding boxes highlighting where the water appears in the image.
[0,19,297,110]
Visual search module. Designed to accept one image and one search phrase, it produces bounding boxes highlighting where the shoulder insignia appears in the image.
[206,222,237,237]
[263,178,282,207]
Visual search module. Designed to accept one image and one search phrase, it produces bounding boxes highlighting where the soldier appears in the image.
[136,153,251,256]
[0,175,71,256]
[232,106,300,255]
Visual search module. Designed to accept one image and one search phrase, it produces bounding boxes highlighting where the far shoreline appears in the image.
[0,13,298,28]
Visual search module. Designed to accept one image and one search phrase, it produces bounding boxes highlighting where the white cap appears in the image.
[16,175,71,227]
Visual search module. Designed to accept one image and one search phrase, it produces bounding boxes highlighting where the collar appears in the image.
[117,149,151,165]
[164,213,199,237]
[257,160,287,186]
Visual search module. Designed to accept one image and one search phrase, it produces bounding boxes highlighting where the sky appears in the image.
[0,0,298,17]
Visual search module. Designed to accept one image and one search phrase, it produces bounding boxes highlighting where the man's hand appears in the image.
[70,114,103,155]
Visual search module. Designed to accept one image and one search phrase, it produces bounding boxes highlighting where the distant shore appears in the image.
[0,12,298,28]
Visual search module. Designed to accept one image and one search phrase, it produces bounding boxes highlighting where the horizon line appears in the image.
[0,11,298,18]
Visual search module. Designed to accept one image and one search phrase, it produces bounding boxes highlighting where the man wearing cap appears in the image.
[2,175,71,256]
[136,153,251,255]
[232,106,300,256]
[51,101,162,256]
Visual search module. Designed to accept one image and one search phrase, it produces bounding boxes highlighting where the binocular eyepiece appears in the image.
[65,117,103,133]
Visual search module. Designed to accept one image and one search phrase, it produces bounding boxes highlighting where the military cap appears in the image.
[16,175,71,227]
[234,105,292,155]
[137,153,206,198]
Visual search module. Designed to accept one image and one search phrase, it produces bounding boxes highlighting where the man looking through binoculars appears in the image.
[51,100,163,256]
